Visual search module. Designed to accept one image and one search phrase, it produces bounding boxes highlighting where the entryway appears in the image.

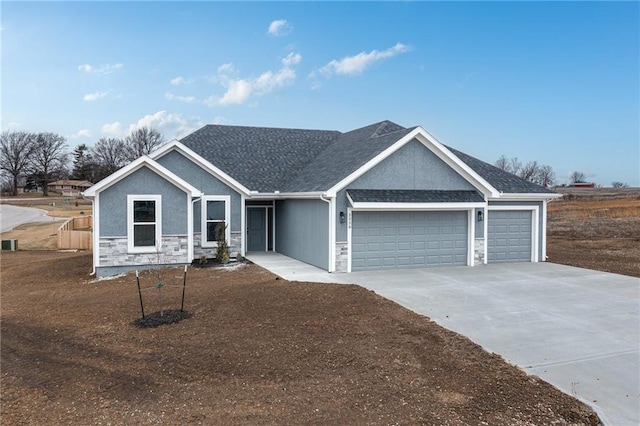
[246,206,274,251]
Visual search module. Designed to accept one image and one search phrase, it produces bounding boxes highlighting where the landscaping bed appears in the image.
[1,251,599,425]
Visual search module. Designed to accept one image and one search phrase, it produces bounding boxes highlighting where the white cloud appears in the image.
[102,121,123,136]
[83,91,108,101]
[78,63,124,75]
[170,76,192,86]
[268,19,292,36]
[318,43,410,76]
[165,92,197,103]
[128,111,203,139]
[69,129,92,139]
[206,53,301,107]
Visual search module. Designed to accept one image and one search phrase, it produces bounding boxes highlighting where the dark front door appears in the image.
[247,208,266,251]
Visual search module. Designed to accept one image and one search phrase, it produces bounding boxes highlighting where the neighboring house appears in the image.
[48,180,94,196]
[84,120,561,277]
[568,182,595,188]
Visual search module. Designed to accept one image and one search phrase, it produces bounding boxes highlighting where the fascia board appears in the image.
[149,140,252,196]
[412,129,500,197]
[490,193,563,201]
[350,202,486,210]
[248,192,327,200]
[83,156,201,197]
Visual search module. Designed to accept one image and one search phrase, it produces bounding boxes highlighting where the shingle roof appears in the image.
[347,189,485,203]
[180,120,552,195]
[445,146,554,194]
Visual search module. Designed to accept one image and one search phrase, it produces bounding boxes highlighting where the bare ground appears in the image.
[0,251,599,425]
[547,187,640,278]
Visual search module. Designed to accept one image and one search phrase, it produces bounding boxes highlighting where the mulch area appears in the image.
[1,251,599,425]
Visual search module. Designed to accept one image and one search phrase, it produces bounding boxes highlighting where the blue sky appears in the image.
[2,1,639,186]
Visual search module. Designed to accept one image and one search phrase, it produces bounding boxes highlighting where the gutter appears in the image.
[81,192,96,276]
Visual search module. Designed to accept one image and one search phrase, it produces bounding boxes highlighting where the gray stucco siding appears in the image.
[156,150,241,232]
[487,201,544,260]
[275,199,329,270]
[99,166,188,237]
[337,139,476,241]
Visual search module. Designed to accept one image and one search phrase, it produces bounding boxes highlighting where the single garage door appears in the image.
[351,211,468,271]
[487,210,532,263]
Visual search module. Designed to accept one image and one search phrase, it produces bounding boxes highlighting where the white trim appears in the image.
[486,205,540,262]
[541,200,548,260]
[483,208,488,265]
[84,156,201,198]
[149,140,251,196]
[348,201,486,211]
[490,193,562,201]
[93,195,100,269]
[127,194,162,254]
[320,195,336,272]
[271,201,276,251]
[240,195,246,256]
[347,207,353,273]
[201,195,231,248]
[326,127,499,198]
[187,195,195,262]
[248,191,325,199]
[468,208,475,266]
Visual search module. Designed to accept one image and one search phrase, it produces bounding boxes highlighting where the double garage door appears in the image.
[487,210,533,263]
[352,211,468,271]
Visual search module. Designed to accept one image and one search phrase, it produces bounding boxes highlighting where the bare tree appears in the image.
[569,171,586,184]
[91,137,127,181]
[611,181,628,188]
[495,155,509,171]
[124,127,165,161]
[535,164,555,187]
[519,160,539,182]
[0,131,36,196]
[31,132,68,196]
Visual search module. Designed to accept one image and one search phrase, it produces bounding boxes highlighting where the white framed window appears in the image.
[127,194,162,253]
[201,195,231,247]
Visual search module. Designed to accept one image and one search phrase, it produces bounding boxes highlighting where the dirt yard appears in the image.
[547,187,640,278]
[1,251,599,425]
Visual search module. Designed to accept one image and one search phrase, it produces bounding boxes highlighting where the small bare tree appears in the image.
[0,131,35,196]
[569,171,587,184]
[124,127,165,161]
[611,181,628,188]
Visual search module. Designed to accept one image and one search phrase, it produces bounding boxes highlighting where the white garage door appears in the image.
[351,211,468,271]
[487,210,533,263]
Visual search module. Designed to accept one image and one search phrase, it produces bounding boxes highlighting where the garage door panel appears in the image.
[352,211,468,271]
[488,210,533,263]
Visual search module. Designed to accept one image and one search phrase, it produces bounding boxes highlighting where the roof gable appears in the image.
[83,156,201,198]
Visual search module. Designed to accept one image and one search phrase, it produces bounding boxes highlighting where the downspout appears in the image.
[320,194,334,273]
[82,194,96,276]
[191,194,202,262]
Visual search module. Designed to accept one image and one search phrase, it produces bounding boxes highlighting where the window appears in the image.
[127,195,162,253]
[201,195,230,247]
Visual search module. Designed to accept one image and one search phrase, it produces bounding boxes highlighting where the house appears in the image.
[48,180,94,196]
[83,121,561,277]
[568,182,595,188]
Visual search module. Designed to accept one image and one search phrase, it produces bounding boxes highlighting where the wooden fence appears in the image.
[58,216,92,251]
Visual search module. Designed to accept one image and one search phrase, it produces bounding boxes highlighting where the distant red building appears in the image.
[569,182,595,188]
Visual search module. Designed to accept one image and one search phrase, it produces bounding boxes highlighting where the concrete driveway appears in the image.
[0,204,59,233]
[246,253,640,425]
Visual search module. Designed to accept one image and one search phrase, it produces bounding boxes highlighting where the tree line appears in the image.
[495,156,629,188]
[0,127,165,196]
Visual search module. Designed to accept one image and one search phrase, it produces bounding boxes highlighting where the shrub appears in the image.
[215,222,229,264]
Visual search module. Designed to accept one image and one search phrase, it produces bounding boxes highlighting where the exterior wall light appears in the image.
[477,210,484,222]
[339,211,346,224]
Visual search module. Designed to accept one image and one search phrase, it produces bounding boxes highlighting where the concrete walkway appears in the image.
[0,204,61,233]
[245,252,640,425]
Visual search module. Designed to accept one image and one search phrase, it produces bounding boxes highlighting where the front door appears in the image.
[247,208,267,251]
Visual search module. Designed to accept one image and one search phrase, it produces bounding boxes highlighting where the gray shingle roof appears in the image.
[347,189,485,203]
[445,146,554,194]
[180,120,552,195]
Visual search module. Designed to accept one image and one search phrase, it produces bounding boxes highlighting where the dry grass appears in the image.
[0,221,61,250]
[548,198,640,221]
